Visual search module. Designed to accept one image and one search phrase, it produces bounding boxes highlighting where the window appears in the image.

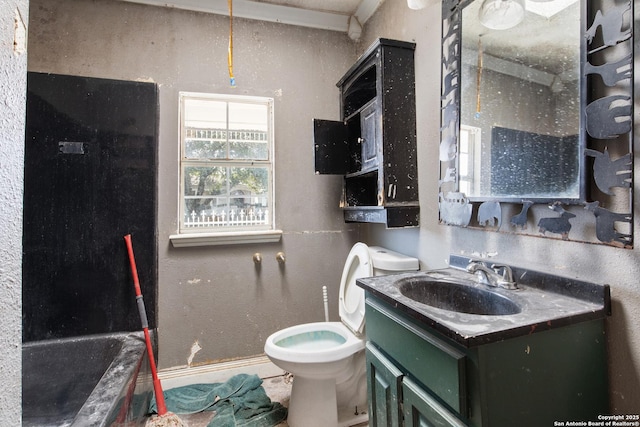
[171,92,280,247]
[459,125,481,196]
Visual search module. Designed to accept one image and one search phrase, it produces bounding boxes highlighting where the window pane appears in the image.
[185,99,226,129]
[459,181,470,195]
[228,130,269,160]
[183,166,226,216]
[459,153,469,176]
[229,103,267,131]
[185,130,226,159]
[184,99,228,159]
[229,103,269,160]
[227,166,270,226]
[229,167,269,208]
[460,132,469,154]
[183,165,270,228]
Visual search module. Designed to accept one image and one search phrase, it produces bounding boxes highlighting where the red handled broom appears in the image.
[124,234,186,427]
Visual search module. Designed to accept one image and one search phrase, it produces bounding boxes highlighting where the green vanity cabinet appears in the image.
[364,295,609,426]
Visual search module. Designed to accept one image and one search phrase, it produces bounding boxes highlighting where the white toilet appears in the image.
[264,243,419,427]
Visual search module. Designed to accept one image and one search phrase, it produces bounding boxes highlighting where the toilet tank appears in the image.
[369,246,419,275]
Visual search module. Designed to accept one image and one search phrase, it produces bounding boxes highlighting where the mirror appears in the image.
[459,0,583,200]
[439,0,634,247]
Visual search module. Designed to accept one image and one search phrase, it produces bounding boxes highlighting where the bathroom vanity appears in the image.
[357,256,611,426]
[313,38,419,228]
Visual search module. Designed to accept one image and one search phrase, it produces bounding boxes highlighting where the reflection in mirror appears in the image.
[439,0,633,247]
[459,0,583,200]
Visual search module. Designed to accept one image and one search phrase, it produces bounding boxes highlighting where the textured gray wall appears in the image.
[0,0,27,423]
[361,0,640,413]
[27,0,360,370]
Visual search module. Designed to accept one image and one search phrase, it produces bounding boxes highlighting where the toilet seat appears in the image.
[265,321,364,364]
[338,243,371,336]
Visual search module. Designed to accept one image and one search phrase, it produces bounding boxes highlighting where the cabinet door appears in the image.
[365,343,403,427]
[313,119,348,174]
[360,100,379,172]
[403,377,466,427]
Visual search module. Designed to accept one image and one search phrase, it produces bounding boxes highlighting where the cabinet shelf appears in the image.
[345,168,377,179]
[342,65,376,119]
[343,206,419,228]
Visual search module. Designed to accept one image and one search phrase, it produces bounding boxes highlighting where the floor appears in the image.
[162,374,368,427]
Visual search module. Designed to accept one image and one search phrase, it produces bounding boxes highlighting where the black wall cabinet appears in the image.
[314,39,419,228]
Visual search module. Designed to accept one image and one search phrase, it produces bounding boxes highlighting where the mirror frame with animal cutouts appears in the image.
[438,0,634,248]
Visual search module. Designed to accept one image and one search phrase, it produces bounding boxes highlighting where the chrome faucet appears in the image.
[466,261,517,290]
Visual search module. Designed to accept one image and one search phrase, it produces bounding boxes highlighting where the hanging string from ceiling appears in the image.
[475,37,483,118]
[228,0,236,87]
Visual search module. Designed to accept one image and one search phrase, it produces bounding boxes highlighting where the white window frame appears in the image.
[170,92,282,247]
[458,124,482,196]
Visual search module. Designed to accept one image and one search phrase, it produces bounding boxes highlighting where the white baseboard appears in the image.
[158,355,285,390]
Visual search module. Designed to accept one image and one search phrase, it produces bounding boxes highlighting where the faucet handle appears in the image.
[491,264,509,278]
[491,264,516,288]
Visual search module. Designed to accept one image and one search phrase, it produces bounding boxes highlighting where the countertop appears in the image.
[356,256,611,347]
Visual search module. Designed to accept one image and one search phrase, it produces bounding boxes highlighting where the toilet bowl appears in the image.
[264,243,419,427]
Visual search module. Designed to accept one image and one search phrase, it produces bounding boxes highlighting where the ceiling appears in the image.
[120,0,386,37]
[462,0,581,84]
[121,0,574,84]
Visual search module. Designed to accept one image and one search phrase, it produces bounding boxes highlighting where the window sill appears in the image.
[170,229,283,247]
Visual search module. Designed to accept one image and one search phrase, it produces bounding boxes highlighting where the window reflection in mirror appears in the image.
[460,0,582,200]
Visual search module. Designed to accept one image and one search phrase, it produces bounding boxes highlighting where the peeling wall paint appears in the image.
[187,340,202,367]
[13,8,27,54]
